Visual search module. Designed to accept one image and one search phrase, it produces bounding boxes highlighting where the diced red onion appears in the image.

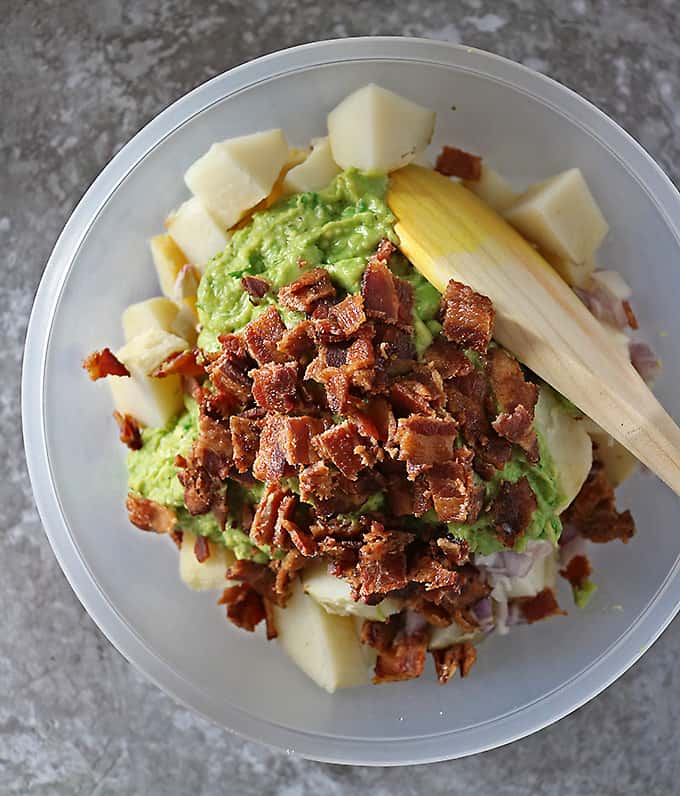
[629,341,660,385]
[559,535,588,567]
[574,285,629,329]
[473,597,495,633]
[559,522,580,546]
[404,609,428,636]
[476,551,533,578]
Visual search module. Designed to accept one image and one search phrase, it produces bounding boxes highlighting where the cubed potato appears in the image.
[327,83,435,173]
[122,297,182,342]
[179,531,235,591]
[273,578,371,693]
[170,301,198,345]
[504,168,609,263]
[166,197,230,270]
[502,546,558,599]
[534,386,592,513]
[302,563,402,622]
[463,164,517,212]
[580,417,638,486]
[184,129,289,229]
[150,234,188,298]
[542,250,596,288]
[282,137,341,195]
[429,623,483,650]
[590,269,632,300]
[108,329,188,428]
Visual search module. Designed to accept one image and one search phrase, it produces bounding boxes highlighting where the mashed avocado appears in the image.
[127,168,567,561]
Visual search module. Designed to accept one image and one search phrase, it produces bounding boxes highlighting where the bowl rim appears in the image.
[22,36,680,766]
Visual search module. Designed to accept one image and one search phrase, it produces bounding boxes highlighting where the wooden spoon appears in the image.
[388,165,680,495]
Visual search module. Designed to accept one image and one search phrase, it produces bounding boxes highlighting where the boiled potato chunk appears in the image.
[503,547,558,599]
[184,129,289,229]
[108,329,188,428]
[166,197,230,270]
[580,417,638,486]
[170,301,198,345]
[302,563,402,622]
[122,297,183,342]
[179,531,235,591]
[504,168,609,263]
[282,137,341,195]
[327,83,435,173]
[463,165,517,213]
[534,386,592,513]
[273,578,371,693]
[150,234,188,298]
[429,623,483,650]
[590,269,632,300]
[542,250,595,288]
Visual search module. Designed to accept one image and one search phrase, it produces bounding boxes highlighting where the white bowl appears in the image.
[22,37,680,765]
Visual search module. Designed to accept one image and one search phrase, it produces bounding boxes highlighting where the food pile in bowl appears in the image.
[82,84,658,693]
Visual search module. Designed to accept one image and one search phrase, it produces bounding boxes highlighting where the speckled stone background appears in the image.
[3,1,680,793]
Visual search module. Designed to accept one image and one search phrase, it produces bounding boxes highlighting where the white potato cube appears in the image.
[179,531,235,591]
[302,563,402,622]
[534,386,592,513]
[122,297,182,342]
[503,547,558,600]
[282,137,341,195]
[170,301,198,345]
[463,165,517,212]
[504,168,609,263]
[166,197,230,271]
[150,234,188,298]
[429,623,483,650]
[108,329,188,428]
[542,250,596,288]
[580,417,638,486]
[327,83,435,173]
[184,129,289,229]
[273,578,371,693]
[590,269,632,300]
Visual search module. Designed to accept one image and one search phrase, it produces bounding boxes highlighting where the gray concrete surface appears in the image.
[3,0,680,793]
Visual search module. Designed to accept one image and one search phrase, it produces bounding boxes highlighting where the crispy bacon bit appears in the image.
[269,549,306,604]
[622,300,638,330]
[126,493,176,533]
[432,642,477,684]
[278,268,336,312]
[252,413,290,483]
[435,145,482,181]
[151,348,206,378]
[560,554,592,588]
[206,355,252,413]
[520,588,567,624]
[194,534,211,563]
[226,558,277,601]
[241,275,270,302]
[82,348,129,380]
[170,529,184,549]
[492,477,537,548]
[112,410,143,450]
[361,258,400,323]
[393,415,458,473]
[312,421,375,480]
[424,337,474,380]
[263,599,278,640]
[277,321,315,361]
[446,370,491,445]
[436,536,470,567]
[562,462,636,544]
[229,415,261,473]
[281,416,324,466]
[355,524,413,600]
[178,464,216,516]
[243,305,287,365]
[390,367,445,416]
[277,495,317,557]
[475,436,513,480]
[427,449,483,523]
[409,548,463,591]
[322,368,351,414]
[315,294,366,341]
[250,483,288,546]
[218,584,265,632]
[440,280,495,353]
[250,361,299,413]
[299,461,335,502]
[362,614,429,683]
[371,237,397,265]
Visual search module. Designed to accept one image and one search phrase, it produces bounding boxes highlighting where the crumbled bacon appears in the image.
[520,588,567,624]
[280,416,324,466]
[435,145,482,181]
[241,275,270,301]
[243,305,287,365]
[170,529,184,549]
[194,534,211,563]
[263,599,278,640]
[390,366,445,416]
[436,536,470,567]
[432,642,477,684]
[250,483,289,546]
[178,464,216,516]
[361,258,400,324]
[206,353,252,413]
[492,477,537,548]
[277,268,336,313]
[440,280,495,353]
[189,410,233,479]
[354,524,413,600]
[126,493,176,533]
[82,348,130,380]
[226,558,277,602]
[269,549,306,604]
[250,361,299,413]
[393,415,458,474]
[560,554,592,588]
[312,421,375,480]
[424,337,474,380]
[361,614,429,683]
[427,449,483,523]
[218,584,266,632]
[299,462,334,503]
[277,321,315,361]
[151,348,206,378]
[562,462,635,544]
[314,294,366,341]
[229,415,261,473]
[112,410,143,450]
[252,413,290,483]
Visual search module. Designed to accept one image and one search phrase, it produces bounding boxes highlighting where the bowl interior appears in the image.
[32,43,680,763]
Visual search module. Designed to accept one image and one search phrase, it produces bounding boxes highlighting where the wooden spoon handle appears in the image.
[388,166,680,495]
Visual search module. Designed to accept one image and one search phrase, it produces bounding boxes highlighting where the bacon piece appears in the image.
[346,397,396,444]
[269,549,306,604]
[206,355,252,413]
[361,259,400,323]
[394,277,414,328]
[112,410,143,450]
[281,416,324,466]
[322,368,351,414]
[276,495,317,557]
[218,584,266,632]
[474,435,513,480]
[385,471,431,517]
[278,268,336,313]
[277,321,315,361]
[374,322,416,364]
[250,483,288,546]
[170,529,184,549]
[440,280,495,353]
[263,599,278,640]
[194,535,211,563]
[151,348,206,378]
[227,558,277,601]
[436,536,470,567]
[393,415,458,474]
[312,420,375,480]
[560,554,592,588]
[427,448,483,523]
[354,524,413,600]
[446,369,491,445]
[432,642,477,684]
[243,305,287,365]
[520,588,567,624]
[126,493,176,533]
[423,337,475,380]
[371,238,397,265]
[408,548,462,591]
[229,415,260,473]
[299,462,334,502]
[492,477,537,548]
[190,410,233,478]
[178,464,216,516]
[241,275,270,301]
[562,462,636,544]
[361,614,428,684]
[250,361,299,413]
[390,366,445,416]
[314,294,366,341]
[82,348,129,380]
[435,145,482,180]
[252,414,290,483]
